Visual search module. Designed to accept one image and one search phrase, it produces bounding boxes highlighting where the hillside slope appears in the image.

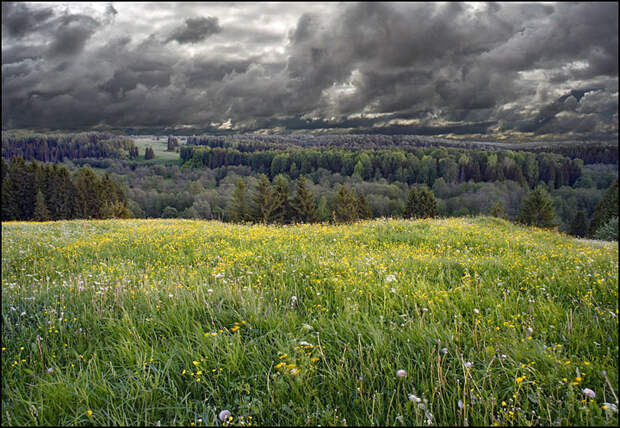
[2,218,618,426]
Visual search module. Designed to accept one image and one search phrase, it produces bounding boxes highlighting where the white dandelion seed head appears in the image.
[396,369,407,378]
[408,394,422,403]
[582,388,596,399]
[218,410,231,422]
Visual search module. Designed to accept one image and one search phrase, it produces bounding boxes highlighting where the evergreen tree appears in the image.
[291,175,317,223]
[334,185,358,223]
[406,186,439,219]
[272,175,292,223]
[569,210,588,237]
[518,185,557,229]
[1,175,17,221]
[230,178,249,222]
[490,201,507,219]
[588,179,618,237]
[8,157,36,220]
[144,147,155,160]
[251,174,279,223]
[33,190,50,221]
[357,191,372,220]
[74,167,102,219]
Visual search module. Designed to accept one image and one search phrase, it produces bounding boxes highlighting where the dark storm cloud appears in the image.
[1,2,617,140]
[164,16,222,44]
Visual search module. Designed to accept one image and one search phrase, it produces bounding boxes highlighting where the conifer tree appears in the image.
[231,178,249,222]
[317,195,329,222]
[251,174,279,223]
[1,175,17,221]
[357,191,372,220]
[569,210,588,237]
[144,147,155,160]
[33,190,50,221]
[490,201,507,219]
[518,185,556,229]
[291,175,317,223]
[406,186,439,219]
[334,185,358,223]
[588,179,618,237]
[272,175,292,223]
[74,167,102,219]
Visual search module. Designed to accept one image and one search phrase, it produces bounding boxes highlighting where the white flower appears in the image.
[47,367,54,374]
[298,341,313,347]
[464,361,473,368]
[218,410,231,421]
[390,287,396,293]
[527,327,533,335]
[473,308,479,314]
[603,402,618,413]
[207,289,213,293]
[422,307,428,312]
[582,388,596,399]
[396,369,407,378]
[291,296,297,308]
[302,323,314,331]
[408,394,422,403]
[457,399,464,409]
[385,274,396,282]
[441,348,448,354]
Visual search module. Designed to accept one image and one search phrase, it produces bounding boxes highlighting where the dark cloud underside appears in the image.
[1,2,617,140]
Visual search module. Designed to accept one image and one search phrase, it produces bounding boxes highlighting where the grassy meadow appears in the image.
[1,217,618,426]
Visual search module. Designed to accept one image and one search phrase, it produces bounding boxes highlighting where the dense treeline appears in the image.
[186,134,618,164]
[1,132,138,162]
[181,145,583,189]
[1,157,131,221]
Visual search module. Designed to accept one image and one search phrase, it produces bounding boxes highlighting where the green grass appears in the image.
[1,217,618,426]
[132,137,181,162]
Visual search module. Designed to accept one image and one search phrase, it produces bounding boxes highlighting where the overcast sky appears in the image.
[2,2,618,140]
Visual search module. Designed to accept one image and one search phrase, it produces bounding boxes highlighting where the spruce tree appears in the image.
[418,187,439,218]
[231,178,249,222]
[357,191,372,220]
[518,185,556,229]
[405,187,420,218]
[1,175,17,221]
[74,167,102,219]
[272,175,292,224]
[588,179,618,237]
[334,185,358,223]
[490,201,507,219]
[569,210,588,237]
[33,190,50,221]
[291,175,317,223]
[251,174,279,223]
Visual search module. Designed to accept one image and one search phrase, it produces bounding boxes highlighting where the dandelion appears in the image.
[582,388,596,399]
[218,410,231,422]
[408,394,422,403]
[87,410,93,416]
[516,376,526,384]
[396,369,407,378]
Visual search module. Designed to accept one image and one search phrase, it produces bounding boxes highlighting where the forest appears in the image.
[1,131,617,239]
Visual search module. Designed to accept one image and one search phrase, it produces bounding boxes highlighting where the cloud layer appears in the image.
[2,2,618,140]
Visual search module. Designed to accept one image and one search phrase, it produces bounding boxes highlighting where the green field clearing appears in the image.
[132,137,181,162]
[1,217,618,426]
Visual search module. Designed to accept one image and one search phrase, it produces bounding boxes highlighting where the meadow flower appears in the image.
[385,274,396,282]
[582,388,596,399]
[87,410,93,416]
[527,327,533,335]
[47,367,54,374]
[291,296,297,308]
[458,399,464,409]
[396,369,407,378]
[602,402,617,412]
[408,394,422,403]
[218,410,231,422]
[207,289,213,293]
[302,323,313,331]
[464,361,473,368]
[441,348,448,355]
[473,308,479,314]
